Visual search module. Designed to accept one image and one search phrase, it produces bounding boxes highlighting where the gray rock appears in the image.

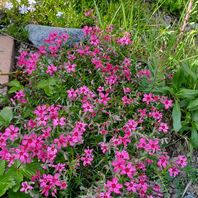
[25,24,85,48]
[184,193,196,198]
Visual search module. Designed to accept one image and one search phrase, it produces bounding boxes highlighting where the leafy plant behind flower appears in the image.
[156,61,198,148]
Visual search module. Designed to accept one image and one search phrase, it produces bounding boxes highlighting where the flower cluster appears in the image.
[1,26,188,197]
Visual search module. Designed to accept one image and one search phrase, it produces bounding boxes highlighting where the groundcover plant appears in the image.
[0,26,188,197]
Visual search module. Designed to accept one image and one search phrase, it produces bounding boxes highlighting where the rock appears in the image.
[25,24,85,48]
[184,192,196,198]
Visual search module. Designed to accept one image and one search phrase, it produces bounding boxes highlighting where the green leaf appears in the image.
[172,68,184,89]
[187,98,198,111]
[0,160,5,176]
[6,167,23,192]
[182,63,197,82]
[8,80,22,88]
[0,107,13,126]
[0,181,15,197]
[37,78,57,96]
[177,89,198,99]
[20,162,41,179]
[0,172,16,196]
[191,128,198,148]
[172,101,182,132]
[191,111,198,122]
[8,80,24,94]
[8,87,21,94]
[8,191,30,198]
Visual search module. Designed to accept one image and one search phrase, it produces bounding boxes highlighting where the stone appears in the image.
[25,24,85,48]
[184,193,196,198]
[0,36,15,95]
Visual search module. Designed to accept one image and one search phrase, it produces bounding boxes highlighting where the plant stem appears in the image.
[174,0,194,51]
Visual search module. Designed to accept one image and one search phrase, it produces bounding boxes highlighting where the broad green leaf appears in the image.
[8,191,30,198]
[8,80,24,94]
[0,181,15,197]
[37,78,57,96]
[182,63,197,82]
[8,80,22,88]
[177,89,198,99]
[0,160,5,175]
[20,162,41,179]
[187,98,198,111]
[0,173,16,196]
[172,101,182,132]
[8,87,21,94]
[191,128,198,148]
[172,68,184,89]
[0,107,13,126]
[194,122,198,130]
[6,167,23,192]
[191,111,198,122]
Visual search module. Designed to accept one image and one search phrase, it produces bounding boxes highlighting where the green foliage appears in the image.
[37,77,59,96]
[172,101,182,132]
[0,161,41,197]
[8,80,24,94]
[0,107,13,127]
[157,61,198,148]
[8,191,30,198]
[191,126,198,148]
[0,160,6,176]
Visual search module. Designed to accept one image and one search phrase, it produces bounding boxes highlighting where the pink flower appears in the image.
[106,177,123,194]
[125,119,138,132]
[137,138,147,150]
[14,90,27,103]
[120,162,136,178]
[98,92,111,105]
[49,45,59,56]
[100,192,112,198]
[34,105,47,117]
[158,122,169,133]
[161,98,173,109]
[150,111,162,121]
[99,142,109,153]
[142,93,153,105]
[175,155,187,168]
[39,46,46,54]
[65,62,76,73]
[90,34,100,46]
[46,64,57,76]
[82,101,94,113]
[115,150,130,160]
[4,125,19,141]
[168,167,180,177]
[20,182,33,193]
[14,147,31,164]
[122,96,133,106]
[117,32,132,45]
[123,87,131,94]
[157,155,169,169]
[81,148,94,166]
[146,139,160,153]
[53,117,65,127]
[67,88,78,100]
[112,158,126,173]
[54,163,65,173]
[123,58,131,67]
[60,181,67,190]
[125,180,137,192]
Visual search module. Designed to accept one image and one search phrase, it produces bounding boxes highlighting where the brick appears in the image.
[0,36,15,95]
